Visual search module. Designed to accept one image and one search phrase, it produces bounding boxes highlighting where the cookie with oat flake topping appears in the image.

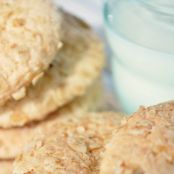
[0,80,102,159]
[0,0,61,106]
[101,101,174,174]
[13,112,123,174]
[0,10,104,128]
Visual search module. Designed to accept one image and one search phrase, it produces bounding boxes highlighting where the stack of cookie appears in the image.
[13,101,174,174]
[0,0,104,173]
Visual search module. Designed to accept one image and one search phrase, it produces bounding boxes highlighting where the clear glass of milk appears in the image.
[104,0,174,114]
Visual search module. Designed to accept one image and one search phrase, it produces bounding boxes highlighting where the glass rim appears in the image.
[103,0,174,56]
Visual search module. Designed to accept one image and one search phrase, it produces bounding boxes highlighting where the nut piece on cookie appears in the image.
[0,0,61,106]
[13,113,123,174]
[101,101,174,174]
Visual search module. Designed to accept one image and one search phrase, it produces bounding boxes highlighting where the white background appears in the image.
[55,0,104,36]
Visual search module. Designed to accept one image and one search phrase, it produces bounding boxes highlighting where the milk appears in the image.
[104,0,174,113]
[109,0,174,53]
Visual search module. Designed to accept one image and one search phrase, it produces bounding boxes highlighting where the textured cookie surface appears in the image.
[0,81,102,159]
[13,112,123,174]
[0,10,104,128]
[0,160,13,174]
[101,101,174,174]
[0,0,61,106]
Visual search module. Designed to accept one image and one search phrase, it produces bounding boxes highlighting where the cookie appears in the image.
[101,101,174,174]
[12,112,123,174]
[0,10,104,128]
[0,0,61,106]
[0,80,102,159]
[0,160,13,174]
